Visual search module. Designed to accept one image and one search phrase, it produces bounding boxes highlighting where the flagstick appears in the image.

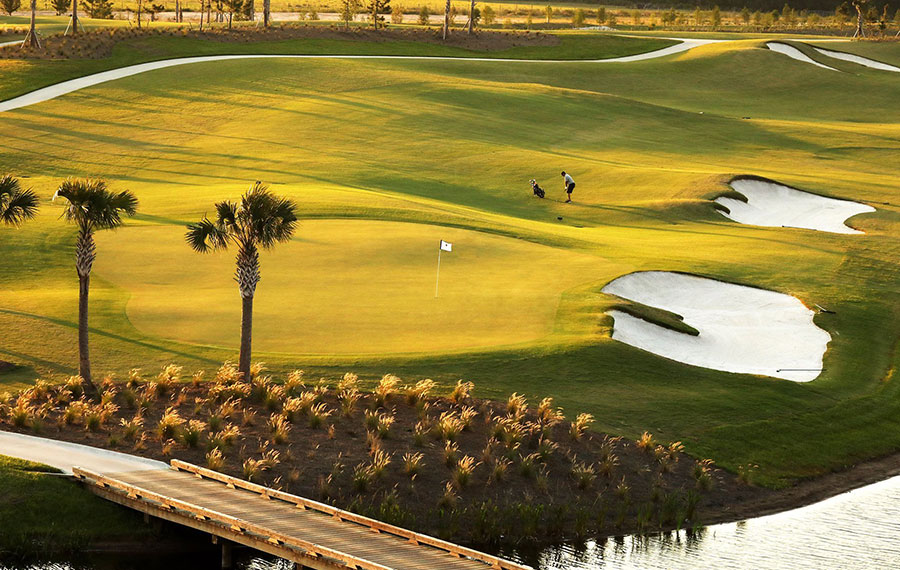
[435,247,442,298]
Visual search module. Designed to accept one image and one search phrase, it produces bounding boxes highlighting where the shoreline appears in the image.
[4,429,900,559]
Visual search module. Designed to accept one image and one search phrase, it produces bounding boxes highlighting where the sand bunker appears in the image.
[767,42,837,71]
[813,47,900,73]
[0,38,719,113]
[715,178,874,234]
[602,271,830,381]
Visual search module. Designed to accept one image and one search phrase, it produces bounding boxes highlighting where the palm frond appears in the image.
[53,178,137,231]
[185,218,229,253]
[215,200,238,229]
[0,175,39,227]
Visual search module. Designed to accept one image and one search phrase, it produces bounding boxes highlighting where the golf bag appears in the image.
[530,179,545,199]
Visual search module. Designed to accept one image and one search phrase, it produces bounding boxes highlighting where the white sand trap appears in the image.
[0,430,166,474]
[602,271,830,381]
[0,38,719,113]
[813,47,900,73]
[715,178,875,234]
[766,42,837,71]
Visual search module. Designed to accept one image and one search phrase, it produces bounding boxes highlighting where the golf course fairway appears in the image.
[0,32,898,488]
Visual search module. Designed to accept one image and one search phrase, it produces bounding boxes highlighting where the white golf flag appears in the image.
[440,240,453,252]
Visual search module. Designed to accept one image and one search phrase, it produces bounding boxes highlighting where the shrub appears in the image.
[481,4,494,25]
[572,7,585,27]
[391,3,404,23]
[417,4,429,24]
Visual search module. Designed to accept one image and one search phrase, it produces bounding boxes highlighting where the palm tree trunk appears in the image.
[70,0,79,35]
[468,0,474,34]
[442,0,450,39]
[239,293,253,381]
[78,273,95,391]
[23,0,40,48]
[263,0,270,27]
[75,228,98,398]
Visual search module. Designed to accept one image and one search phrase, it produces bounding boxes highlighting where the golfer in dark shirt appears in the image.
[561,171,575,203]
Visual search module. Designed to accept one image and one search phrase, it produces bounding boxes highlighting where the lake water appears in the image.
[4,475,900,569]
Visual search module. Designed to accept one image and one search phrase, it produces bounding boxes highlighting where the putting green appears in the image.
[95,219,605,354]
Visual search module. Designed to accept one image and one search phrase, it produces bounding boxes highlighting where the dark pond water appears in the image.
[4,475,900,569]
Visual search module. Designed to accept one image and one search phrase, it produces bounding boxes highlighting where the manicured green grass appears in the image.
[0,30,675,101]
[0,34,898,489]
[0,455,149,554]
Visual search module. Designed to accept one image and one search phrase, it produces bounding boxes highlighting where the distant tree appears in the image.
[606,11,616,25]
[306,7,319,19]
[262,0,270,26]
[185,182,297,383]
[1,0,21,16]
[752,9,761,24]
[770,8,780,22]
[367,0,389,28]
[782,3,795,25]
[441,0,450,37]
[145,2,163,20]
[340,0,360,28]
[807,11,820,26]
[741,5,750,23]
[895,7,900,23]
[481,3,493,25]
[851,0,869,36]
[222,0,242,27]
[631,8,640,24]
[417,3,428,24]
[544,4,551,23]
[67,0,80,35]
[573,7,585,26]
[693,6,702,24]
[391,2,403,23]
[661,7,676,24]
[597,6,606,24]
[0,175,39,227]
[712,5,721,27]
[468,0,478,33]
[52,0,67,14]
[54,178,138,398]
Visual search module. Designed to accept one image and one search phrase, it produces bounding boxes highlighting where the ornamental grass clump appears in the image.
[444,441,460,468]
[506,392,527,420]
[488,457,511,484]
[452,456,477,489]
[637,431,656,452]
[373,374,400,408]
[157,407,185,440]
[206,448,225,471]
[370,449,391,480]
[268,413,292,444]
[693,458,715,490]
[120,414,143,441]
[572,462,596,490]
[404,379,436,406]
[435,411,464,442]
[308,402,332,429]
[284,369,306,396]
[402,452,424,478]
[263,385,286,411]
[352,463,375,492]
[570,413,594,441]
[181,420,205,448]
[449,380,474,404]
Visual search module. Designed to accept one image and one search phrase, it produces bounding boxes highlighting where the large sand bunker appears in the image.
[813,47,900,73]
[715,178,874,234]
[602,271,830,381]
[766,42,837,71]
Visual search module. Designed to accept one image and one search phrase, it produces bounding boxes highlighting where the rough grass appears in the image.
[0,454,149,556]
[0,34,897,491]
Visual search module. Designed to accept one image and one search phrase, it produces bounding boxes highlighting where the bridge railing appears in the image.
[169,459,531,570]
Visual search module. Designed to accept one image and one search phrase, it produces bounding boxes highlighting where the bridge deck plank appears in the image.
[103,468,495,570]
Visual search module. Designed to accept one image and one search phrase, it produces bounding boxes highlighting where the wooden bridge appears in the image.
[73,459,531,570]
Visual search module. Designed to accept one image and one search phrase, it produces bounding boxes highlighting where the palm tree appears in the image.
[0,175,39,226]
[53,179,138,397]
[186,182,297,382]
